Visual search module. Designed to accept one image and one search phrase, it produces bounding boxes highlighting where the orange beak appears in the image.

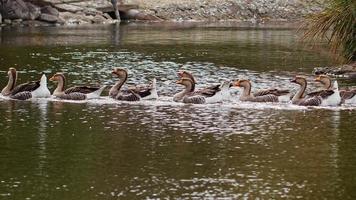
[315,76,321,82]
[49,76,55,81]
[176,79,182,84]
[233,80,241,87]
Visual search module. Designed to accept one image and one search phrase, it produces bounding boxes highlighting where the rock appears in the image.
[59,11,91,25]
[26,2,41,20]
[39,13,58,23]
[91,14,106,24]
[0,0,40,20]
[54,4,83,12]
[4,19,11,24]
[41,5,59,17]
[0,0,30,20]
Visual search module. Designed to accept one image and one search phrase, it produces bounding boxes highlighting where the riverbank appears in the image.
[0,0,326,26]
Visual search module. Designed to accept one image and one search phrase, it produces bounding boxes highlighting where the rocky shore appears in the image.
[0,0,326,26]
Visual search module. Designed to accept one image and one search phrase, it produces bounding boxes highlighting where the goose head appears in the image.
[176,77,195,92]
[290,76,307,86]
[233,79,251,88]
[315,75,332,89]
[177,70,196,84]
[112,68,128,79]
[49,73,65,82]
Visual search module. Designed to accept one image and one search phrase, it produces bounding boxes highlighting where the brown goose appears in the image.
[310,75,355,104]
[233,79,290,102]
[174,77,230,104]
[50,73,105,100]
[177,70,222,94]
[290,76,335,106]
[1,68,17,96]
[109,68,158,101]
[7,73,51,100]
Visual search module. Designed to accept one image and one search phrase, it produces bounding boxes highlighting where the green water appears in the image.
[0,23,355,199]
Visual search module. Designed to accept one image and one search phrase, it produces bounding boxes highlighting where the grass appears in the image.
[301,0,355,63]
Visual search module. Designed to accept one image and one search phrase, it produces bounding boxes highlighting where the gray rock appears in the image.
[41,5,59,17]
[26,2,41,20]
[0,0,30,20]
[91,14,106,24]
[39,13,58,23]
[4,19,11,24]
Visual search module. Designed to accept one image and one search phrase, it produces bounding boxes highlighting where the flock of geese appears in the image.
[1,67,356,107]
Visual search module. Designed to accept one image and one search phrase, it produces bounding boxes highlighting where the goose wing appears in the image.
[298,96,322,106]
[254,89,289,97]
[340,89,356,100]
[307,90,334,99]
[64,86,100,94]
[182,95,206,104]
[116,90,141,101]
[10,81,40,95]
[127,83,155,98]
[250,94,279,102]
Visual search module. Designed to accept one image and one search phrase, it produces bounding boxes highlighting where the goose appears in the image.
[232,79,290,102]
[49,73,106,100]
[9,73,51,100]
[306,75,341,106]
[109,68,158,101]
[309,75,354,104]
[177,70,232,100]
[174,77,230,104]
[1,67,17,96]
[178,70,222,92]
[290,76,335,106]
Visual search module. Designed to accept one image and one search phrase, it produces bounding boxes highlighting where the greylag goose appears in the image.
[1,67,17,96]
[49,73,106,100]
[178,70,221,92]
[290,76,336,106]
[233,79,290,102]
[9,73,51,100]
[309,75,354,104]
[306,75,341,106]
[174,77,230,104]
[109,68,158,101]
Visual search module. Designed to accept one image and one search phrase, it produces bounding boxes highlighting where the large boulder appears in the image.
[0,0,40,20]
[41,5,59,17]
[39,13,58,23]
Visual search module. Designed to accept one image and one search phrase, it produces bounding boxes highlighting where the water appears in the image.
[0,23,355,199]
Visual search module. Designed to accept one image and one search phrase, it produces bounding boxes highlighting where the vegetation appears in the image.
[302,0,355,62]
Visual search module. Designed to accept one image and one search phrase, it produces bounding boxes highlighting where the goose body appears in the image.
[1,68,17,96]
[290,76,335,106]
[174,77,229,104]
[110,68,158,101]
[9,74,51,100]
[233,79,290,103]
[307,75,341,106]
[50,73,105,100]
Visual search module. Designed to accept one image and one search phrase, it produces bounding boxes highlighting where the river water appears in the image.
[0,23,355,199]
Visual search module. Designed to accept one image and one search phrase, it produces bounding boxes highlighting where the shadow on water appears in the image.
[0,22,355,199]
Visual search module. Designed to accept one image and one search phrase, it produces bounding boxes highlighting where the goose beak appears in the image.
[290,78,297,83]
[176,79,182,84]
[315,76,321,82]
[233,80,240,87]
[49,76,55,81]
[177,71,184,77]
